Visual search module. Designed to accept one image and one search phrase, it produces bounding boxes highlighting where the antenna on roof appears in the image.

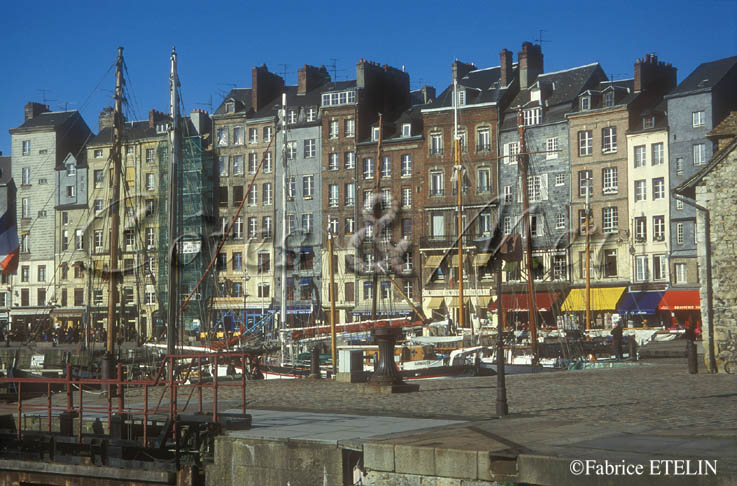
[278,64,289,84]
[196,94,213,112]
[36,89,56,106]
[535,29,551,46]
[328,58,345,81]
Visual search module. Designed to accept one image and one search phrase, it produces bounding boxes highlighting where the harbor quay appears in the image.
[4,355,736,486]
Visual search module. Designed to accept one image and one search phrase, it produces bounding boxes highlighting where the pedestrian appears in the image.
[611,315,624,360]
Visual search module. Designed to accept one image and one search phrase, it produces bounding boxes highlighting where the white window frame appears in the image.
[248,127,258,144]
[401,154,412,177]
[545,137,559,159]
[578,131,592,156]
[693,143,706,165]
[602,167,618,194]
[233,155,244,175]
[476,127,490,152]
[233,126,244,145]
[345,151,356,169]
[402,123,411,137]
[524,108,541,126]
[430,133,443,155]
[304,139,316,158]
[344,119,355,137]
[652,178,665,200]
[263,183,273,205]
[651,142,664,165]
[602,207,618,234]
[503,185,513,204]
[430,170,444,196]
[634,145,646,168]
[674,263,687,284]
[635,255,649,282]
[286,142,297,161]
[653,254,666,281]
[303,176,314,198]
[402,187,412,208]
[477,168,491,193]
[692,111,705,127]
[219,156,228,177]
[653,216,665,241]
[329,120,339,139]
[363,158,374,179]
[328,152,339,171]
[676,223,684,245]
[634,180,646,202]
[556,213,565,229]
[602,126,617,153]
[328,184,339,207]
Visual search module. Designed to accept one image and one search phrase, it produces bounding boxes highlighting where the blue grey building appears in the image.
[665,55,737,286]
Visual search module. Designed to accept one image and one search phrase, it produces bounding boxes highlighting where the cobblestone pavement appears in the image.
[117,358,737,437]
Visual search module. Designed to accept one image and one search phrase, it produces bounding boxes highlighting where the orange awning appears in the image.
[658,290,700,311]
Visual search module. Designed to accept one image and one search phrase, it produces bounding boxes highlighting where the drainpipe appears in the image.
[673,193,717,373]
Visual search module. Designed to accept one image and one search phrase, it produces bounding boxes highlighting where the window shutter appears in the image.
[540,174,549,201]
[517,177,522,203]
[503,143,510,164]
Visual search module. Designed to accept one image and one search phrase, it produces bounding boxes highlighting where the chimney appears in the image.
[421,86,436,103]
[634,53,677,94]
[24,102,49,122]
[98,106,115,131]
[500,49,513,87]
[189,109,211,136]
[251,65,284,112]
[518,42,543,90]
[298,65,331,95]
[452,60,475,82]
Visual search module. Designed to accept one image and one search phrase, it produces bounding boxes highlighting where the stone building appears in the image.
[9,103,91,337]
[665,55,737,287]
[419,52,518,328]
[676,111,737,371]
[0,155,14,331]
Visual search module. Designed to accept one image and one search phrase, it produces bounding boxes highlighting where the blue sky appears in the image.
[1,0,736,155]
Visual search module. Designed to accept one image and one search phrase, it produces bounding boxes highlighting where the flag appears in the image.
[0,209,18,275]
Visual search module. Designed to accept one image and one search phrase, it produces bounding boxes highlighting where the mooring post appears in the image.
[117,362,124,413]
[17,382,22,440]
[197,357,203,414]
[66,362,72,411]
[143,384,149,447]
[78,379,83,443]
[213,355,219,423]
[241,353,246,415]
[47,383,52,433]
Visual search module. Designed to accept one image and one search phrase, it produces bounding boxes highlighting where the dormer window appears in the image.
[371,127,380,141]
[287,110,298,125]
[225,101,235,114]
[456,89,466,106]
[306,107,317,122]
[643,116,655,129]
[604,91,615,107]
[580,96,591,111]
[156,123,170,134]
[66,163,76,176]
[523,108,541,126]
[402,123,411,137]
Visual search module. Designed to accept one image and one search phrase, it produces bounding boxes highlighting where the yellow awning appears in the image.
[450,254,467,267]
[474,253,493,266]
[424,297,445,309]
[423,255,444,268]
[447,297,472,308]
[475,296,492,307]
[561,287,626,312]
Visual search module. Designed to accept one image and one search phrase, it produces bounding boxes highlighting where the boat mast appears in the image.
[585,172,591,330]
[328,231,337,374]
[454,79,465,332]
[106,46,124,356]
[370,115,383,323]
[517,108,538,362]
[280,93,288,364]
[166,47,180,355]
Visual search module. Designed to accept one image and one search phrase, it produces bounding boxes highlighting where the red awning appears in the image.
[658,290,700,311]
[489,292,560,312]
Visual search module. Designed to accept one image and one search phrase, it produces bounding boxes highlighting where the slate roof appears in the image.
[500,63,606,131]
[10,110,78,132]
[676,135,737,193]
[214,88,253,116]
[0,156,11,185]
[88,119,166,146]
[430,65,513,109]
[666,55,737,98]
[55,149,88,171]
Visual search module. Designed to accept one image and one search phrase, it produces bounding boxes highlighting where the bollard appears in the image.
[309,346,321,379]
[687,340,698,374]
[629,336,637,361]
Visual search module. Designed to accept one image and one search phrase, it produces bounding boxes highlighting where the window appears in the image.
[674,263,687,284]
[430,171,444,196]
[693,143,706,165]
[634,217,647,241]
[430,133,443,155]
[602,126,617,153]
[66,162,76,176]
[363,157,374,179]
[477,127,490,152]
[74,288,84,306]
[21,265,29,282]
[381,189,391,210]
[75,229,84,250]
[305,107,317,122]
[286,142,297,161]
[287,110,297,124]
[651,178,665,200]
[257,252,270,273]
[218,156,228,176]
[124,229,135,248]
[651,143,664,165]
[578,131,593,156]
[258,283,270,298]
[401,218,413,239]
[21,167,31,185]
[287,177,296,199]
[233,217,243,239]
[580,96,591,111]
[232,155,244,175]
[676,199,684,210]
[478,210,491,235]
[38,265,46,282]
[304,139,316,158]
[230,126,243,146]
[21,234,29,253]
[456,129,467,152]
[653,255,666,281]
[344,119,355,137]
[643,116,655,129]
[634,145,646,167]
[431,213,444,237]
[66,185,76,198]
[302,175,313,198]
[302,214,313,234]
[503,142,519,164]
[248,185,257,206]
[37,288,46,306]
[675,157,684,175]
[652,216,665,241]
[216,127,228,146]
[503,185,513,204]
[578,170,592,198]
[477,168,490,193]
[328,152,339,170]
[403,280,414,300]
[555,173,565,186]
[143,227,155,248]
[692,111,705,127]
[602,207,618,234]
[344,151,356,169]
[530,214,544,237]
[552,255,567,280]
[328,217,338,235]
[372,126,380,141]
[93,148,104,159]
[262,216,273,238]
[402,123,411,137]
[345,217,355,234]
[264,152,273,173]
[363,282,374,300]
[248,127,258,144]
[545,137,559,159]
[503,216,512,235]
[635,255,649,281]
[634,180,647,202]
[602,167,618,194]
[524,108,541,126]
[262,183,273,205]
[556,213,565,229]
[231,252,242,271]
[380,156,391,177]
[603,249,617,277]
[219,186,229,206]
[94,169,104,187]
[248,153,258,173]
[22,198,30,218]
[345,183,355,206]
[22,140,31,155]
[527,175,546,202]
[402,187,412,208]
[676,223,684,245]
[328,184,339,207]
[248,217,257,238]
[604,91,615,107]
[263,126,272,142]
[329,120,339,139]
